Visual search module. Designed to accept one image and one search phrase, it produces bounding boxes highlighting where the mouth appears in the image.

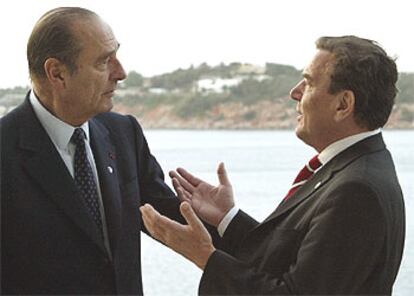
[296,107,303,121]
[103,89,115,96]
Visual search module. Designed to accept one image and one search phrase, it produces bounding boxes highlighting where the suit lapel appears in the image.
[89,118,122,256]
[18,97,107,255]
[261,165,334,224]
[260,134,386,226]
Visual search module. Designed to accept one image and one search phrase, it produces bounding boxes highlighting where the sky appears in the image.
[1,0,413,88]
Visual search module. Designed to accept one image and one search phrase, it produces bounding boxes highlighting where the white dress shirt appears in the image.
[217,129,381,236]
[29,90,112,257]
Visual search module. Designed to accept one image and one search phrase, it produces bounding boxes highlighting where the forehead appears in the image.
[303,50,336,81]
[72,17,119,56]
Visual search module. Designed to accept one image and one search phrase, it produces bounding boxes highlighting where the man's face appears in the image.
[62,17,126,123]
[289,50,341,151]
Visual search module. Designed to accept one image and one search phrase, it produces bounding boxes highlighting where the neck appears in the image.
[315,125,370,152]
[32,84,88,127]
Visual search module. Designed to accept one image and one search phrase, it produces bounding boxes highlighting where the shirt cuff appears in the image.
[217,206,240,237]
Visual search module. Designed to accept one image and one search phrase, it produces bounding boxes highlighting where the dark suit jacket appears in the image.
[200,134,405,295]
[1,94,184,295]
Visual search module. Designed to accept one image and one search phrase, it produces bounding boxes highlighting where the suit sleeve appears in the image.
[127,115,183,222]
[127,116,221,243]
[199,180,386,295]
[219,210,259,254]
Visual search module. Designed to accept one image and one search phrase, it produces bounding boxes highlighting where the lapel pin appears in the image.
[109,152,116,160]
[107,166,114,174]
[314,181,322,189]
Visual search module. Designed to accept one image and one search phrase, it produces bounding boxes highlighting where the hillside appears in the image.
[113,62,414,129]
[1,62,413,129]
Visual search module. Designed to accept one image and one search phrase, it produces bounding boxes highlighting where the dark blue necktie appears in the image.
[71,128,103,234]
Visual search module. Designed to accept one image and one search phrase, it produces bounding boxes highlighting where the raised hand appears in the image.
[140,202,215,270]
[169,162,235,227]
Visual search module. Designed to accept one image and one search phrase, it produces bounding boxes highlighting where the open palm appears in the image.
[169,162,235,227]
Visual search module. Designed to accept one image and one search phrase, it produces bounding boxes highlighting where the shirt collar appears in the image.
[29,90,90,150]
[318,129,381,166]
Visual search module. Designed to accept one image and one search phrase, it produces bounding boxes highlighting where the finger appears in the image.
[140,204,163,231]
[169,170,195,193]
[217,162,231,186]
[176,167,205,187]
[141,204,171,234]
[140,203,159,220]
[172,178,192,203]
[141,204,184,241]
[139,204,155,224]
[141,204,179,228]
[140,205,161,238]
[179,202,205,233]
[171,176,191,197]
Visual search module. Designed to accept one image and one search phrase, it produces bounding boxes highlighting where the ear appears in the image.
[334,90,355,122]
[43,58,68,89]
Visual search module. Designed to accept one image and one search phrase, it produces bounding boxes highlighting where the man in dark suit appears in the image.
[140,36,406,295]
[1,7,186,295]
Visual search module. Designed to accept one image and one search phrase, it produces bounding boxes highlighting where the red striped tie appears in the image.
[283,155,322,202]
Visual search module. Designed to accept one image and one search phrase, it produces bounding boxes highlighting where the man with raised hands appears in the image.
[140,36,405,295]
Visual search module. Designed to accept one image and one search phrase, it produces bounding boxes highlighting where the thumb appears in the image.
[180,202,204,232]
[217,162,231,186]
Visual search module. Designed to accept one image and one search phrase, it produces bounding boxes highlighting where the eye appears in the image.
[101,57,110,65]
[96,55,110,66]
[304,79,313,88]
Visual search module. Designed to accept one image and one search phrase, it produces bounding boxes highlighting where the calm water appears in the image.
[141,130,414,295]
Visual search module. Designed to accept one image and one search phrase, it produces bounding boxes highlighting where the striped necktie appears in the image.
[283,155,322,202]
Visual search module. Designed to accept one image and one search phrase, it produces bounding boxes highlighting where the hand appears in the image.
[140,202,215,270]
[169,162,235,227]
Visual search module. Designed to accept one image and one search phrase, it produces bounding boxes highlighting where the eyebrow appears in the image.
[96,43,121,62]
[302,72,313,81]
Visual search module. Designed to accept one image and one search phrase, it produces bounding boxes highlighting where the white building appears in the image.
[196,77,243,93]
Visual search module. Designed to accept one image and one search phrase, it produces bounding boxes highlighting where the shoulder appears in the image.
[0,100,33,145]
[93,111,144,136]
[336,148,398,190]
[1,102,28,128]
[1,92,31,127]
[320,149,403,219]
[94,111,139,127]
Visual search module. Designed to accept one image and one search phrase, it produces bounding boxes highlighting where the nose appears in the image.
[290,80,304,102]
[111,57,127,81]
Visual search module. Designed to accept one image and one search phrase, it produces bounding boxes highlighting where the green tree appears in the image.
[396,73,414,103]
[265,63,299,77]
[124,71,143,87]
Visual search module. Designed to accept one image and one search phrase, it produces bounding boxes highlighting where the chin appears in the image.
[295,124,304,138]
[94,105,113,117]
[106,101,114,111]
[295,126,308,143]
[101,99,114,113]
[296,128,318,150]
